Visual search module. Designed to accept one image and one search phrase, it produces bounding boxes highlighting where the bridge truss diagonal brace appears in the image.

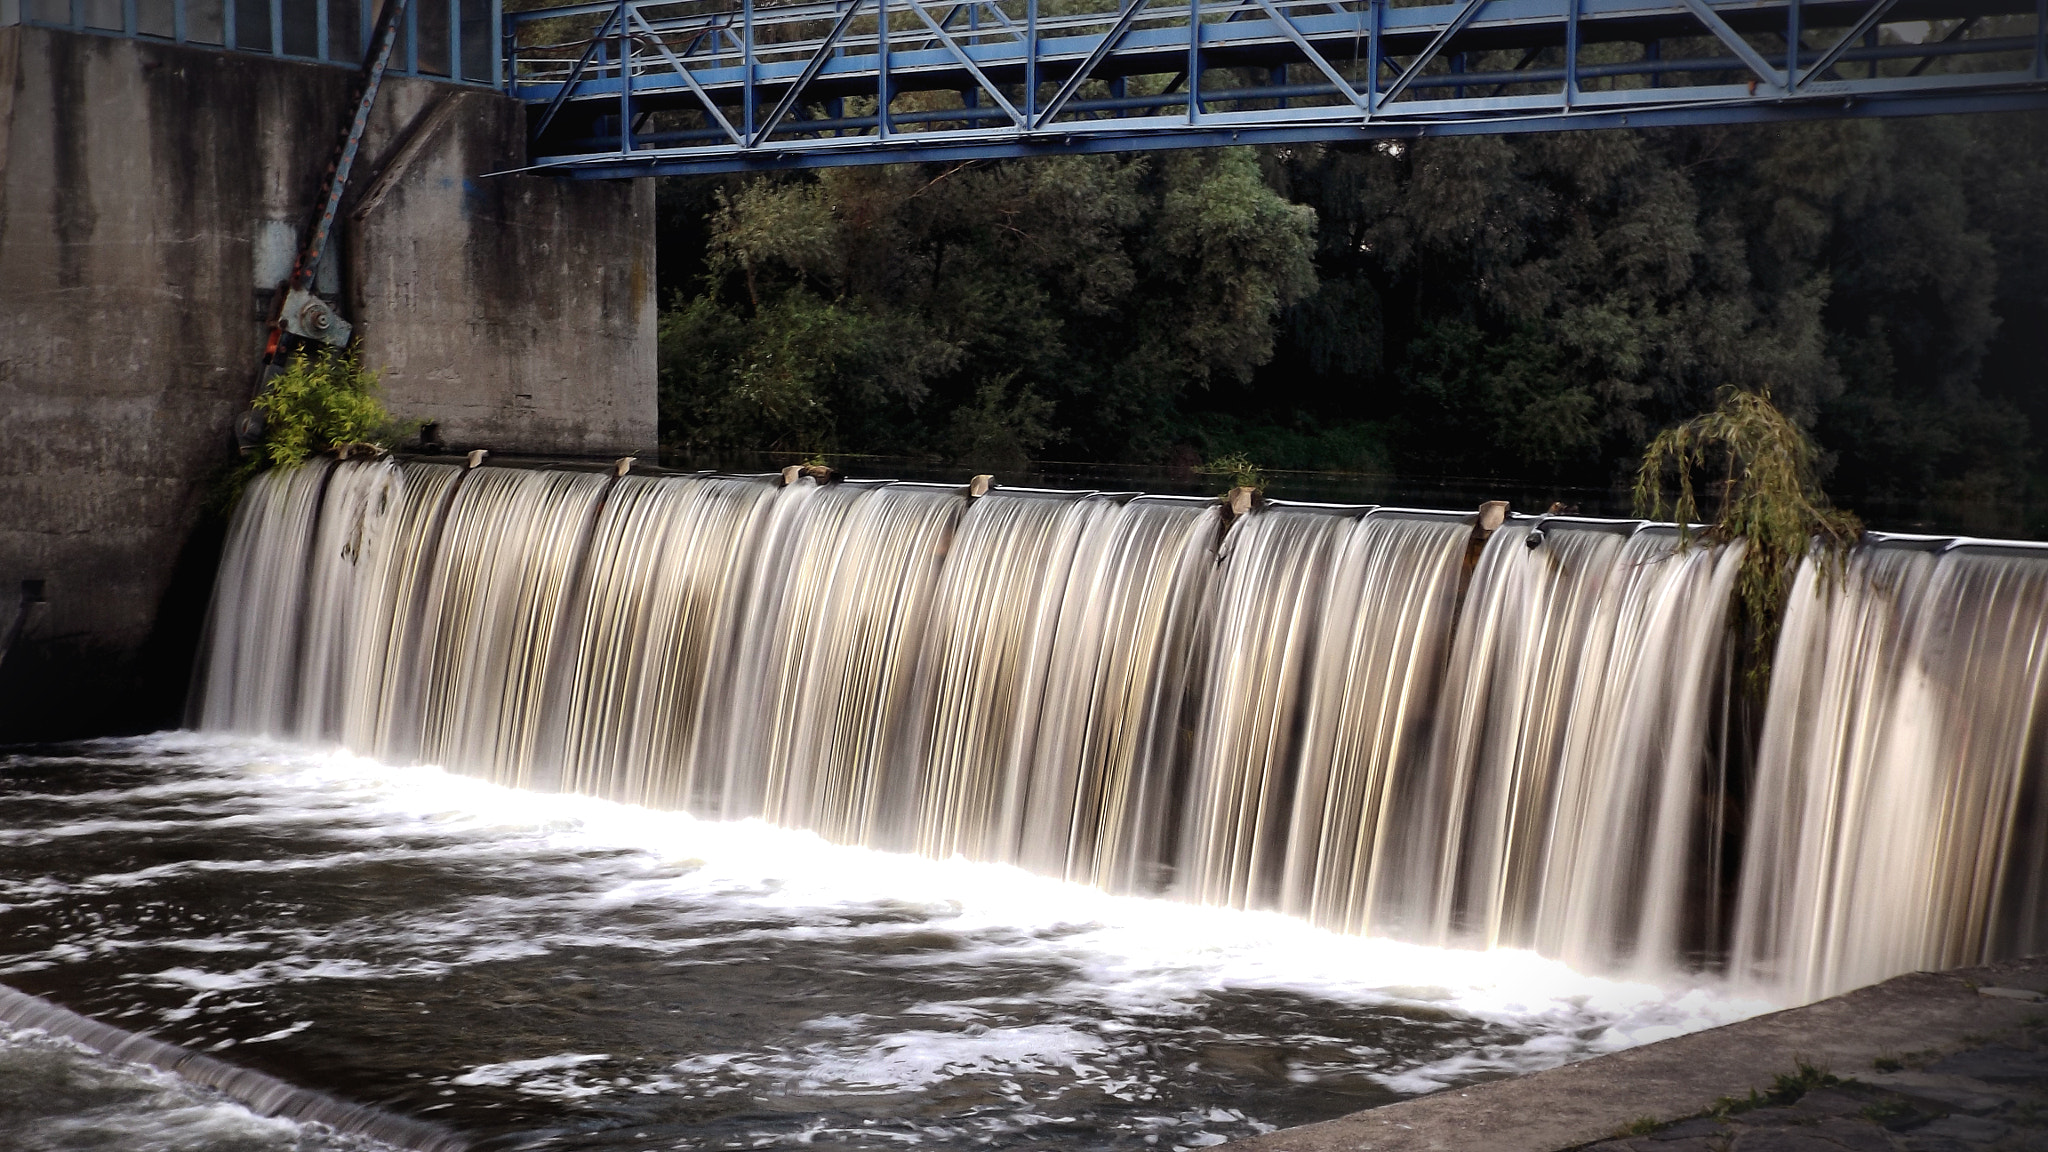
[507,0,2048,176]
[1378,0,1489,108]
[1675,0,1788,90]
[970,1,1022,34]
[903,0,1027,125]
[532,2,626,141]
[1796,0,1900,87]
[751,0,871,146]
[1034,0,1157,128]
[628,7,746,144]
[924,1,1021,40]
[1245,0,1373,111]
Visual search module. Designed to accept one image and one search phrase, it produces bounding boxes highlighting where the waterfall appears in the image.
[1732,539,2048,1000]
[1398,522,1745,973]
[195,460,2048,1000]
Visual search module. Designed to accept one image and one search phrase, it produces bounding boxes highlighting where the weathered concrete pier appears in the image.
[0,23,656,737]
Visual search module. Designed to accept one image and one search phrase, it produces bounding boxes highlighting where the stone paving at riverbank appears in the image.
[1234,958,2048,1152]
[1576,1018,2048,1152]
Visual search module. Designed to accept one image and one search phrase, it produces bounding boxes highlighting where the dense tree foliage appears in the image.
[659,150,1315,465]
[656,112,2048,506]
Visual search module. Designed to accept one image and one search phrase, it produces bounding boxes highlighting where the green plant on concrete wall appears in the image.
[251,345,407,470]
[212,345,411,512]
[1635,387,1861,687]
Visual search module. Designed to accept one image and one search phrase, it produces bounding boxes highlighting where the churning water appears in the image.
[0,735,1761,1149]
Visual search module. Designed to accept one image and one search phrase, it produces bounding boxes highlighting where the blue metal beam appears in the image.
[1674,0,1786,88]
[1382,0,1497,107]
[534,86,2048,177]
[1798,0,1901,86]
[497,0,2048,175]
[10,0,498,84]
[1037,0,1158,127]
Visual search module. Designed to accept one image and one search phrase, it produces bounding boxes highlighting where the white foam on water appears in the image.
[799,1022,1110,1093]
[8,732,1785,1148]
[120,731,1777,1019]
[452,1053,613,1097]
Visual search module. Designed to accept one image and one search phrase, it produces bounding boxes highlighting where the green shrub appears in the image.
[251,346,407,470]
[210,346,411,512]
[1635,387,1861,688]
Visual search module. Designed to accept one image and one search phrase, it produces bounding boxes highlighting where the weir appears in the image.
[195,458,2048,1003]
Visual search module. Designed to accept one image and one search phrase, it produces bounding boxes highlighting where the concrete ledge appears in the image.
[1233,956,2048,1151]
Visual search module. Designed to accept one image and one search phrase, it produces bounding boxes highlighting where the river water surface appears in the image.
[0,734,1770,1151]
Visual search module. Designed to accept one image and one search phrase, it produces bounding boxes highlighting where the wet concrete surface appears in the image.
[1233,957,2048,1152]
[1577,1026,2048,1152]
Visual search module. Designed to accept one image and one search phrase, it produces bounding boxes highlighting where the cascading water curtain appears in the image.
[195,460,2048,998]
[1177,508,1475,930]
[1733,540,2048,1000]
[1372,521,1743,973]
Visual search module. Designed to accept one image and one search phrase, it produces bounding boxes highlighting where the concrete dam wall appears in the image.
[0,24,657,739]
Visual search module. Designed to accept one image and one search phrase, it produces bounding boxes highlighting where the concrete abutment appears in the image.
[0,25,655,739]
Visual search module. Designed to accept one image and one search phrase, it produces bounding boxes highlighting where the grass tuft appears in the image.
[1768,1061,1839,1102]
[1613,1116,1662,1137]
[1709,1060,1839,1119]
[1197,451,1268,494]
[1860,1097,1915,1125]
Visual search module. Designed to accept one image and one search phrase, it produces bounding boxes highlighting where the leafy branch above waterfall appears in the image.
[1636,386,1862,682]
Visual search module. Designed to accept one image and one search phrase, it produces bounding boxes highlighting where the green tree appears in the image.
[653,111,2048,521]
[657,149,1316,464]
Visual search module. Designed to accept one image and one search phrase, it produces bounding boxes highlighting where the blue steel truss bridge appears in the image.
[11,0,2046,174]
[506,0,2048,175]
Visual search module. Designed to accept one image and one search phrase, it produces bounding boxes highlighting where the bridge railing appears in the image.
[498,0,2048,175]
[1,0,502,85]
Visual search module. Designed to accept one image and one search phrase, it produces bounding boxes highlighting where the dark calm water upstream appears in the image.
[0,735,1766,1151]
